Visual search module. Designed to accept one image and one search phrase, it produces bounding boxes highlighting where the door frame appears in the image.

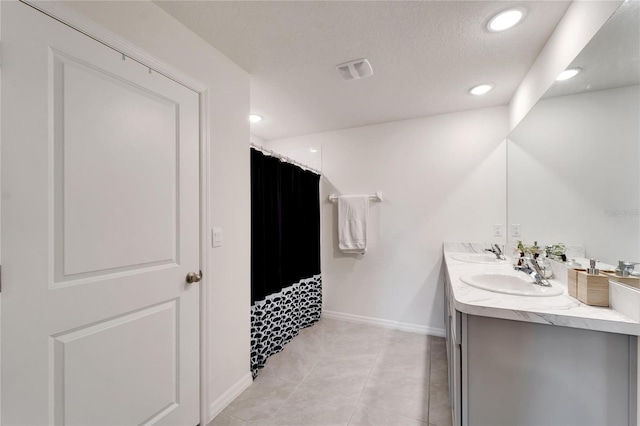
[16,1,212,424]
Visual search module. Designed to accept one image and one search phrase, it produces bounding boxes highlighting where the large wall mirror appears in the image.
[507,1,640,266]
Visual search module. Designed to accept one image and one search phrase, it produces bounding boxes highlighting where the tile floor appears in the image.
[209,317,453,426]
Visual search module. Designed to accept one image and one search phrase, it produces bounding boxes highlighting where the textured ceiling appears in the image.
[155,0,572,140]
[544,0,638,99]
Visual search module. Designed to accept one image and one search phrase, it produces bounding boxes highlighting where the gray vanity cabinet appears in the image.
[444,276,638,426]
[444,268,462,426]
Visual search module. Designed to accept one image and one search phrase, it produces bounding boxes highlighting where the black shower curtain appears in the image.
[250,148,321,377]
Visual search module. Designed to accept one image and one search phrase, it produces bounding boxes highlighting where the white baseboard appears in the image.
[208,372,253,423]
[322,310,446,337]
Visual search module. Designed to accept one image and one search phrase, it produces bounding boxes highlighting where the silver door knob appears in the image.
[186,270,202,284]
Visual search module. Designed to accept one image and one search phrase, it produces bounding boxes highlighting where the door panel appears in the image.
[2,2,201,425]
[54,51,179,280]
[53,301,178,425]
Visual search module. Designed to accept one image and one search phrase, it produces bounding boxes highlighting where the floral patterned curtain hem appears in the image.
[250,274,322,378]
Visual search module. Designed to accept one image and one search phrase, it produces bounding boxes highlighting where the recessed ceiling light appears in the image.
[469,84,494,95]
[487,8,525,32]
[249,114,263,123]
[556,68,581,81]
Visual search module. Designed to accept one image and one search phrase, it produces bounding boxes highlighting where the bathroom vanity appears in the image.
[443,244,639,426]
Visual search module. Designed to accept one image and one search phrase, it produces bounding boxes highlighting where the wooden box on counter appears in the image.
[602,272,640,289]
[567,268,586,298]
[576,271,610,307]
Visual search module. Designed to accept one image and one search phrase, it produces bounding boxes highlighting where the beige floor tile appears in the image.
[429,340,447,362]
[222,375,299,423]
[258,341,321,385]
[359,369,430,423]
[325,324,388,356]
[374,349,430,379]
[382,330,432,353]
[208,413,247,426]
[429,351,448,387]
[229,319,453,426]
[430,347,447,366]
[349,403,430,426]
[325,338,382,356]
[314,317,357,335]
[428,380,452,426]
[428,338,452,426]
[269,377,364,426]
[293,327,335,353]
[429,337,446,355]
[341,322,390,336]
[306,353,377,382]
[428,366,448,387]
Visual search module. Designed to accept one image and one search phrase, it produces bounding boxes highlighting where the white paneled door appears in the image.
[2,2,201,425]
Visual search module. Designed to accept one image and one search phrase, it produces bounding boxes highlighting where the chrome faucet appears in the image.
[616,261,640,277]
[484,244,505,260]
[514,257,551,287]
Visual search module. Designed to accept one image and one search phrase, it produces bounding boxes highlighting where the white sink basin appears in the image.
[452,253,508,264]
[460,273,564,297]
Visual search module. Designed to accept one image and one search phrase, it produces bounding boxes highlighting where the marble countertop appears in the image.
[444,243,640,336]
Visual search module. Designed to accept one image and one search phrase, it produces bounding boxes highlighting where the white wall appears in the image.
[509,0,621,130]
[250,134,266,147]
[60,0,251,418]
[267,106,508,333]
[508,85,640,265]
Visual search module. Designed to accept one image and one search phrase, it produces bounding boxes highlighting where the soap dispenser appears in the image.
[576,259,610,307]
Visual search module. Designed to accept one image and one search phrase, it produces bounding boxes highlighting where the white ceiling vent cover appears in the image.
[336,59,373,81]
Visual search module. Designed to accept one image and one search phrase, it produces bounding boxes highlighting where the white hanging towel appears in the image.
[338,195,370,254]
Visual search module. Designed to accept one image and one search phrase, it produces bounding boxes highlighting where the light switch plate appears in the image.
[511,224,521,238]
[212,227,223,248]
[493,224,503,237]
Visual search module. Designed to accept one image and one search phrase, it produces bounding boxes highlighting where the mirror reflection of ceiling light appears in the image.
[488,8,526,32]
[310,148,318,153]
[556,68,581,81]
[469,84,494,95]
[249,114,263,123]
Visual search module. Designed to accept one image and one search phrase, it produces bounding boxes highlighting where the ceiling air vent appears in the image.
[336,59,373,81]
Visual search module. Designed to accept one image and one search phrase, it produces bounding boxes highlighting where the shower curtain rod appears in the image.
[250,142,321,175]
